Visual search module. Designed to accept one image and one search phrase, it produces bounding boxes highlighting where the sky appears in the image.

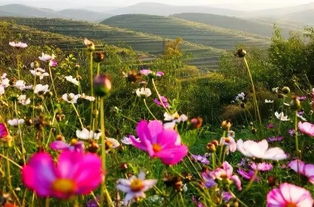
[1,0,314,10]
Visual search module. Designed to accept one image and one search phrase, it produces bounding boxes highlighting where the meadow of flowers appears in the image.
[0,38,313,207]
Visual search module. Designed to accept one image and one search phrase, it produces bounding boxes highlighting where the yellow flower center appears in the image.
[152,144,162,153]
[52,178,76,194]
[105,140,113,149]
[130,179,145,192]
[285,202,297,207]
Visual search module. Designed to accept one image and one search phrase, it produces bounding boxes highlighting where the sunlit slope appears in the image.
[4,17,225,70]
[102,14,270,50]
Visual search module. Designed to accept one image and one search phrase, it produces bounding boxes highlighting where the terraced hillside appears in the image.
[2,17,225,70]
[172,13,296,37]
[102,14,270,50]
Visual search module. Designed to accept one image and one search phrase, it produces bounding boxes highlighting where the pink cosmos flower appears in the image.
[49,59,58,67]
[250,162,273,171]
[204,161,242,190]
[298,121,314,137]
[288,160,314,184]
[50,140,84,152]
[153,96,170,108]
[22,151,103,198]
[267,183,313,207]
[0,123,9,139]
[130,120,188,165]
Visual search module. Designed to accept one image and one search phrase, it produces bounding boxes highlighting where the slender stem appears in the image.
[0,153,22,169]
[89,52,94,128]
[71,103,84,129]
[45,198,49,207]
[152,78,170,112]
[143,98,157,120]
[243,57,262,126]
[48,66,58,97]
[294,111,300,158]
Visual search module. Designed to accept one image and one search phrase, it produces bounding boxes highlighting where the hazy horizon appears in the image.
[1,0,314,10]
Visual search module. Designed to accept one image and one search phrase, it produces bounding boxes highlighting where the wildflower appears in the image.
[267,136,284,142]
[222,192,233,202]
[105,138,120,151]
[130,120,188,165]
[116,171,157,205]
[267,123,275,129]
[14,80,32,91]
[30,68,49,80]
[49,59,58,67]
[18,95,31,105]
[62,93,80,104]
[65,76,80,86]
[163,112,188,129]
[38,53,55,62]
[272,87,279,93]
[190,117,203,129]
[265,99,274,103]
[76,128,101,140]
[1,73,10,88]
[94,75,112,97]
[237,139,287,160]
[156,71,164,77]
[234,92,246,103]
[139,69,153,76]
[121,135,139,145]
[288,129,296,136]
[9,41,28,48]
[237,169,257,180]
[34,84,49,94]
[83,38,95,51]
[0,123,10,140]
[288,160,314,184]
[220,136,237,153]
[50,139,84,152]
[80,93,95,102]
[8,119,25,126]
[135,87,151,97]
[250,162,273,171]
[123,70,142,83]
[266,183,313,207]
[191,154,210,165]
[22,151,103,198]
[153,96,169,108]
[93,52,105,62]
[298,121,314,137]
[203,161,242,190]
[274,112,290,121]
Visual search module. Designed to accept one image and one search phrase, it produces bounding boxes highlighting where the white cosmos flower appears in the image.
[65,75,80,86]
[14,80,33,91]
[121,135,139,145]
[116,171,157,205]
[135,88,152,97]
[18,94,31,105]
[1,73,10,88]
[105,138,120,150]
[62,93,80,104]
[275,111,290,121]
[265,99,274,104]
[30,68,49,80]
[80,93,95,102]
[8,118,25,126]
[76,128,101,140]
[39,53,55,62]
[0,86,4,95]
[34,84,49,94]
[9,41,28,48]
[163,112,188,129]
[237,139,287,160]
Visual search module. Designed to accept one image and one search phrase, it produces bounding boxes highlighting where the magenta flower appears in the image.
[0,123,9,139]
[50,140,84,152]
[267,136,284,142]
[139,69,152,76]
[22,151,103,198]
[130,120,188,165]
[267,183,313,207]
[237,169,257,181]
[288,160,314,184]
[49,59,58,67]
[250,162,273,171]
[191,154,209,165]
[204,161,242,190]
[298,121,314,137]
[153,96,170,108]
[156,71,164,77]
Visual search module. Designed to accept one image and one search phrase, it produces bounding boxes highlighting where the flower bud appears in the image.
[290,96,301,111]
[190,117,203,129]
[282,86,290,94]
[94,75,112,97]
[207,143,216,152]
[83,38,95,51]
[235,49,247,58]
[221,120,232,130]
[93,52,105,63]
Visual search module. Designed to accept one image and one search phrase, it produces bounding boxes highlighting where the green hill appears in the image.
[172,13,295,37]
[3,17,225,70]
[102,14,269,50]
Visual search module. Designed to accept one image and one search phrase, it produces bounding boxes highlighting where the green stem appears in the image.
[152,78,170,112]
[71,103,84,129]
[294,111,300,158]
[143,98,157,120]
[89,52,94,128]
[48,66,58,97]
[243,57,262,126]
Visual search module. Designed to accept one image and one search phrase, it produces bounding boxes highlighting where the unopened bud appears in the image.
[94,75,112,97]
[235,49,247,58]
[93,52,105,63]
[282,86,290,94]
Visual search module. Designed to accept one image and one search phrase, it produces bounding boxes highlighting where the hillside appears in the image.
[2,17,225,70]
[0,4,111,22]
[172,13,296,38]
[102,14,269,50]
